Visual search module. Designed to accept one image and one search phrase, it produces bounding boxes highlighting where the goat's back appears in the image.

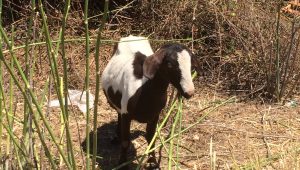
[101,36,154,113]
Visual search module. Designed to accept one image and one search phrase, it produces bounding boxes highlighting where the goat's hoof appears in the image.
[118,161,129,170]
[110,136,120,145]
[145,156,160,170]
[118,157,129,170]
[144,163,160,170]
[119,165,129,170]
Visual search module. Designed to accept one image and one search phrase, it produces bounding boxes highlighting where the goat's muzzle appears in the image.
[182,90,194,99]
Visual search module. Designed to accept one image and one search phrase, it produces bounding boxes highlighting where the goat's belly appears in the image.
[132,111,162,123]
[128,94,167,123]
[103,86,122,113]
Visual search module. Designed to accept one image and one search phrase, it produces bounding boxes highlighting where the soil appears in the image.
[2,39,299,170]
[47,80,300,170]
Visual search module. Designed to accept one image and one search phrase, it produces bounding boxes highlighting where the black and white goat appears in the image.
[101,36,194,169]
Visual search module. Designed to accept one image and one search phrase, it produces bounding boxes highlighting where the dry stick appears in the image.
[267,39,274,94]
[107,0,136,27]
[212,123,297,140]
[261,109,271,158]
[214,3,222,57]
[275,3,281,101]
[279,20,297,100]
[92,0,109,169]
[191,3,197,53]
[283,27,300,100]
[0,0,3,166]
[89,0,136,20]
[241,145,300,169]
[1,37,202,55]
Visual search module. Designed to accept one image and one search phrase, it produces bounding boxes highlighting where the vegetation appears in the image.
[0,0,299,169]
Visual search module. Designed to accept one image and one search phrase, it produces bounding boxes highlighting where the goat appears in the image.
[101,35,195,169]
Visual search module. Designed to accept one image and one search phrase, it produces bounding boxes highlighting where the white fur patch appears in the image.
[177,50,194,93]
[101,36,154,114]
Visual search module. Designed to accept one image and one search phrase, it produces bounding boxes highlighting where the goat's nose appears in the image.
[183,90,194,99]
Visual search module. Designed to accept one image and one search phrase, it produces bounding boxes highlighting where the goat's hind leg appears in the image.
[111,113,121,145]
[118,113,131,170]
[145,116,160,170]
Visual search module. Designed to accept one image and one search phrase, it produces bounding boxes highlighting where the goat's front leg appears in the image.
[145,116,160,169]
[111,113,121,145]
[119,113,131,170]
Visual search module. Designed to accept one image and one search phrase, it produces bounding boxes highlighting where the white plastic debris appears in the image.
[285,100,298,108]
[49,89,95,113]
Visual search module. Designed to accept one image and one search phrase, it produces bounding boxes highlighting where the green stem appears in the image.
[0,25,71,169]
[0,49,58,169]
[61,0,77,167]
[2,38,199,55]
[84,0,91,169]
[168,98,182,169]
[92,0,109,169]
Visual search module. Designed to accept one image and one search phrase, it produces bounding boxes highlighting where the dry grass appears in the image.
[28,87,300,169]
[3,83,296,169]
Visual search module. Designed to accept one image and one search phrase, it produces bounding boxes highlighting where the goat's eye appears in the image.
[167,62,173,68]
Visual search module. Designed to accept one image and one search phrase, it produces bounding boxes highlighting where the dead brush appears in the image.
[127,0,300,101]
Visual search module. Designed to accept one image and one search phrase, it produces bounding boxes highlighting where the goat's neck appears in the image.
[147,72,169,94]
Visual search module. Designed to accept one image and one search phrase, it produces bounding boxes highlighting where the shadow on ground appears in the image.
[81,121,145,169]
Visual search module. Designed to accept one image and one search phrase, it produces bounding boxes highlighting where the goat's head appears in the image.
[143,43,195,99]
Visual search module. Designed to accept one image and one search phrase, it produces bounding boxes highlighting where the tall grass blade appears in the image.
[92,0,109,169]
[84,0,91,168]
[168,98,183,169]
[60,0,77,167]
[22,0,36,165]
[7,25,16,170]
[0,24,71,168]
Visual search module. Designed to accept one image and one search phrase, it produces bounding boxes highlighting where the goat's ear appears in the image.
[143,49,165,79]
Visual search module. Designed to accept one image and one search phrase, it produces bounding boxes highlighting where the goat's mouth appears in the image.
[182,90,194,99]
[171,81,194,99]
[177,87,194,99]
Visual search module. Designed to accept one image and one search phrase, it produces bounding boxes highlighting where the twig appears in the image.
[261,107,271,158]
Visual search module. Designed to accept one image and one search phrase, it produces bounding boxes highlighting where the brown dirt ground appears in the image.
[44,86,300,170]
[2,40,299,170]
